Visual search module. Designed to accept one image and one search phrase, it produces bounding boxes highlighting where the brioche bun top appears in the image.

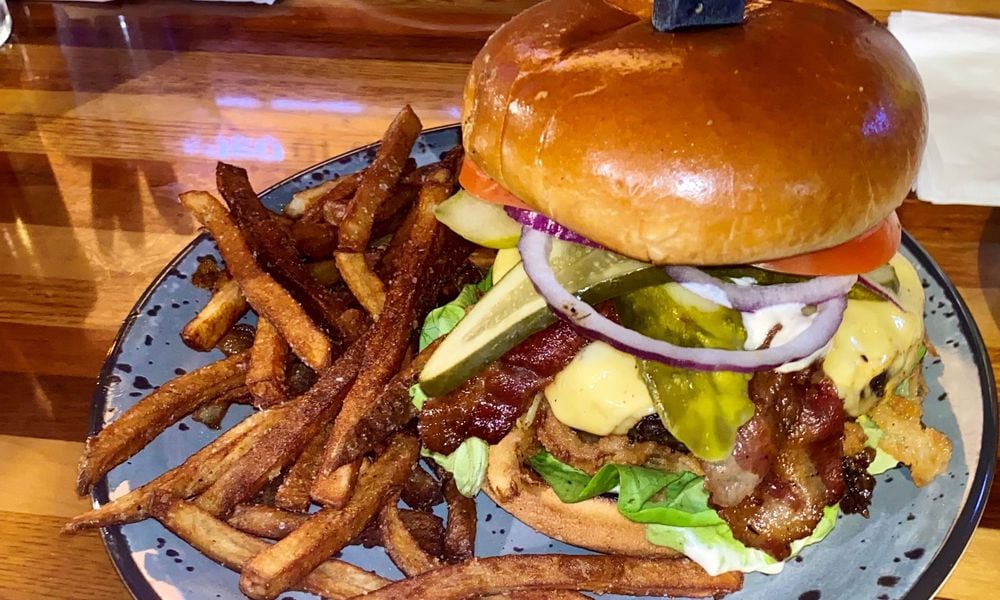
[462,0,926,264]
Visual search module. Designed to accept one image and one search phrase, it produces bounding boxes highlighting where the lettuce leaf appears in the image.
[418,269,492,351]
[421,437,489,497]
[411,270,494,496]
[528,452,723,527]
[893,344,927,397]
[409,383,429,411]
[529,450,838,575]
[859,416,901,475]
[645,506,838,576]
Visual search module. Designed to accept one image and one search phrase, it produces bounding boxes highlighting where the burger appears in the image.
[411,0,953,577]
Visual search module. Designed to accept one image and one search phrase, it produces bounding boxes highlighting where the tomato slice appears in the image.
[458,158,532,209]
[755,213,902,276]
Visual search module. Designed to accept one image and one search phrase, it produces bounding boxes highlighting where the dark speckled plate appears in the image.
[89,125,996,600]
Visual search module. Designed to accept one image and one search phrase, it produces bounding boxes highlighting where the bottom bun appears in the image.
[484,424,679,557]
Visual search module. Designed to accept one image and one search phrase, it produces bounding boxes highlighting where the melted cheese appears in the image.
[823,254,925,416]
[544,341,655,435]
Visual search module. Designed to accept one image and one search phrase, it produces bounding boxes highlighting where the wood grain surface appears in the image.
[0,1,997,599]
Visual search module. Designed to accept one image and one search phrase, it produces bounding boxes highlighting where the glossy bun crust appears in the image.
[463,0,927,264]
[484,424,679,557]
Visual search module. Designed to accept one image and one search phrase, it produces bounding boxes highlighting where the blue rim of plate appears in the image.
[87,124,997,600]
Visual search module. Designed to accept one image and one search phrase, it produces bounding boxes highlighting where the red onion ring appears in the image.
[504,207,602,248]
[858,275,905,311]
[519,228,847,373]
[663,266,857,312]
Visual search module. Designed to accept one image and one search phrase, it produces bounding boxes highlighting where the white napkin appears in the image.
[888,11,1000,206]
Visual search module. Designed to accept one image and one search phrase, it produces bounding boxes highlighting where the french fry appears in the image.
[355,554,744,600]
[299,184,415,260]
[352,506,447,557]
[336,307,369,345]
[321,199,349,227]
[400,163,442,187]
[425,146,465,181]
[290,220,337,260]
[315,176,468,487]
[335,251,387,317]
[64,407,284,532]
[76,351,251,494]
[240,433,419,600]
[508,593,592,600]
[147,493,388,600]
[306,173,360,224]
[227,504,309,539]
[283,178,339,219]
[181,277,250,352]
[307,261,340,289]
[180,191,332,370]
[338,180,422,309]
[442,477,476,562]
[390,509,446,559]
[372,184,420,229]
[273,426,327,513]
[193,339,366,517]
[318,458,361,508]
[216,163,354,341]
[380,506,590,600]
[338,105,422,252]
[380,500,442,576]
[401,464,443,512]
[247,318,289,409]
[309,338,410,506]
[228,503,444,554]
[378,201,420,278]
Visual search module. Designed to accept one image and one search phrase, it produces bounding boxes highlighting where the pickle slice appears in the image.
[863,263,900,294]
[615,283,753,461]
[434,190,522,249]
[419,240,668,397]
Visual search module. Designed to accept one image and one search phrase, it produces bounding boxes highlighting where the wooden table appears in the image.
[0,1,996,598]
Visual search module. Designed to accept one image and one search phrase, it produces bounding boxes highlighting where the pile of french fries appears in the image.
[65,107,743,600]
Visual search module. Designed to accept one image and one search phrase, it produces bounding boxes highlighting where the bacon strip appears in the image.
[702,412,774,508]
[712,367,846,560]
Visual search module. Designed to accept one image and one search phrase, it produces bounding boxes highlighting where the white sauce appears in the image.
[741,303,829,373]
[680,282,829,373]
